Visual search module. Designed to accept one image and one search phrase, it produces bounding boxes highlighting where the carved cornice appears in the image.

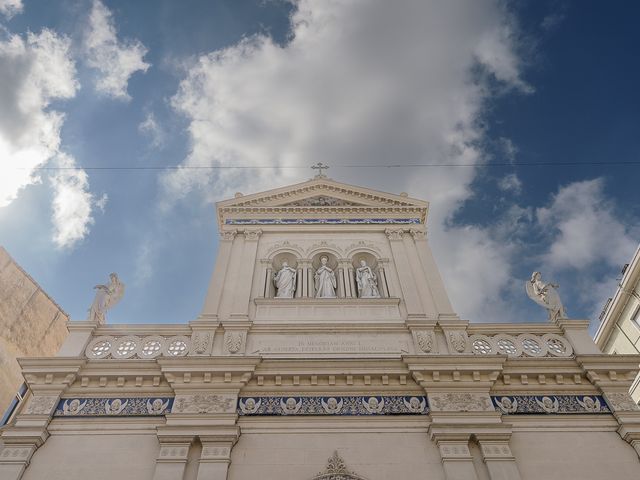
[227,184,419,208]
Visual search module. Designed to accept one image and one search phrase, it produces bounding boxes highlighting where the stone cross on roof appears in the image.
[311,162,329,178]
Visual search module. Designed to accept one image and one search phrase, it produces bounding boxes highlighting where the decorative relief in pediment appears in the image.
[312,451,368,480]
[282,195,363,207]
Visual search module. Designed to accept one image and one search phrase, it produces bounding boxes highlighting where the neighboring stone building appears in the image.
[0,247,69,421]
[595,244,640,402]
[2,175,640,480]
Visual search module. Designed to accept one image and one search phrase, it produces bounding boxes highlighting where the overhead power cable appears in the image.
[20,161,640,171]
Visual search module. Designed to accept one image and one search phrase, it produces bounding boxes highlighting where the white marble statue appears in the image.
[273,261,297,298]
[525,271,567,322]
[356,259,380,298]
[88,273,125,324]
[314,256,336,298]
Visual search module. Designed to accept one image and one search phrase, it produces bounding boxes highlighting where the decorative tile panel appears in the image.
[491,395,610,414]
[53,397,173,417]
[237,395,428,416]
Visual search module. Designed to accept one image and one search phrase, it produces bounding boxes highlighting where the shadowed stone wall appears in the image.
[0,247,68,416]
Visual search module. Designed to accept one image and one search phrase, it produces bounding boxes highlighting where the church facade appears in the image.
[2,175,640,480]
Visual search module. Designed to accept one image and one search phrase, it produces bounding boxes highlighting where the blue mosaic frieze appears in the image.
[491,395,610,414]
[225,218,421,225]
[237,395,428,416]
[53,397,174,417]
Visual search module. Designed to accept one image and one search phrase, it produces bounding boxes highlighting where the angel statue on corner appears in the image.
[525,271,567,322]
[88,273,125,324]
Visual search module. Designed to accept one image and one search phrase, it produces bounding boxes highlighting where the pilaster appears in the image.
[385,228,423,318]
[0,358,83,480]
[153,357,260,480]
[201,229,237,318]
[577,354,640,458]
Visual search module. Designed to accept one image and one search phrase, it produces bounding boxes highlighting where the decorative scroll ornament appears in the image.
[604,392,640,412]
[447,331,467,353]
[172,394,235,414]
[224,332,245,354]
[25,395,58,415]
[429,393,494,412]
[415,331,434,353]
[313,451,368,480]
[192,332,211,354]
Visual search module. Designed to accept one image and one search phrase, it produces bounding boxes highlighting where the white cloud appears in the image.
[537,178,637,270]
[0,29,78,207]
[0,28,103,248]
[138,112,165,148]
[165,0,531,321]
[0,0,22,18]
[85,0,150,100]
[498,173,522,194]
[50,154,96,249]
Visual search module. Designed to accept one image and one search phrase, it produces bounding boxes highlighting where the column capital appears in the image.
[242,229,262,241]
[385,228,405,241]
[219,229,238,241]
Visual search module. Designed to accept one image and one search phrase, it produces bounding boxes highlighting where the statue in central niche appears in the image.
[356,259,381,298]
[314,256,337,298]
[273,261,297,298]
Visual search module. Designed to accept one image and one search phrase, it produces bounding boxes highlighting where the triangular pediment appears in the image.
[218,177,427,209]
[216,177,429,228]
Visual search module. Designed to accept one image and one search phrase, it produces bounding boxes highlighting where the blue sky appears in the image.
[0,0,638,330]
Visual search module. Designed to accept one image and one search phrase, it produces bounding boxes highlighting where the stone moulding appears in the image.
[224,217,421,225]
[237,395,429,416]
[491,395,611,414]
[53,397,174,417]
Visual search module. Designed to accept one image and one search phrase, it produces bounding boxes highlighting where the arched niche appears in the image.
[311,252,339,271]
[271,251,299,270]
[350,251,378,270]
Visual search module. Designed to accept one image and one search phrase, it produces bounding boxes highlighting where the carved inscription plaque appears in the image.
[250,334,410,355]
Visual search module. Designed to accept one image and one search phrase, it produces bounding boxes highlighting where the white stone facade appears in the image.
[2,177,640,480]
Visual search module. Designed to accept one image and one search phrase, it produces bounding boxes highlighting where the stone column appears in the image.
[295,266,303,298]
[264,265,273,298]
[347,265,356,298]
[201,230,237,318]
[377,263,389,298]
[336,266,345,297]
[307,266,315,298]
[341,264,352,297]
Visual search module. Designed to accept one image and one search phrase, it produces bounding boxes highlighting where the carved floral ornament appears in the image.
[312,451,368,480]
